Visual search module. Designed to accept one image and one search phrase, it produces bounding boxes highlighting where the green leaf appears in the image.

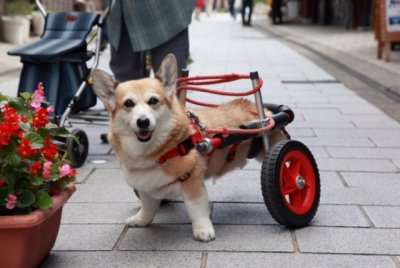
[0,188,8,206]
[52,127,71,138]
[45,123,59,130]
[31,175,44,186]
[19,92,32,101]
[19,121,31,132]
[24,132,44,149]
[16,190,35,208]
[35,191,52,209]
[7,96,25,112]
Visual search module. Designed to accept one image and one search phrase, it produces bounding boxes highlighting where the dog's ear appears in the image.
[91,69,119,112]
[156,54,177,98]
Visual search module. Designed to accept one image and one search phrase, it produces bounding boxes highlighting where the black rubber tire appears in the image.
[67,128,89,168]
[261,140,320,228]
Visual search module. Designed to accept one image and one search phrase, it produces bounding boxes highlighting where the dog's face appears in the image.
[91,54,178,144]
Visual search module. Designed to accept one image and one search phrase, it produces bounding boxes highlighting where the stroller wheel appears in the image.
[261,140,320,228]
[67,128,89,168]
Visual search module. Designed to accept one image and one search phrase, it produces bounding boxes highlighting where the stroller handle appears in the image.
[35,0,47,17]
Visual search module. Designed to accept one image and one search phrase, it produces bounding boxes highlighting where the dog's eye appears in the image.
[148,97,159,105]
[123,99,135,108]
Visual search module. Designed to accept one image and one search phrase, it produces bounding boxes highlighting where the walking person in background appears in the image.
[272,0,283,24]
[195,0,206,20]
[241,0,253,26]
[106,0,196,82]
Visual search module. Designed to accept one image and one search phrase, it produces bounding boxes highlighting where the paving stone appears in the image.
[337,104,383,115]
[84,154,120,169]
[314,128,400,138]
[74,167,94,184]
[322,172,400,206]
[54,224,124,250]
[351,116,400,129]
[119,225,293,252]
[363,206,400,228]
[69,184,138,203]
[299,137,375,147]
[313,205,370,227]
[316,158,397,172]
[85,168,126,185]
[370,137,400,148]
[296,227,400,255]
[212,203,276,225]
[206,252,395,268]
[290,119,356,129]
[206,170,264,202]
[62,202,138,224]
[326,147,400,159]
[42,251,202,268]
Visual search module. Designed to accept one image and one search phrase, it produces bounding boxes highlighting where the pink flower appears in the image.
[6,194,17,210]
[59,164,72,178]
[31,83,45,111]
[47,105,54,113]
[42,161,52,180]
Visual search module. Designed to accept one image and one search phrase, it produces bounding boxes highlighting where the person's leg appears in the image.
[109,22,144,82]
[151,28,189,78]
[247,0,253,25]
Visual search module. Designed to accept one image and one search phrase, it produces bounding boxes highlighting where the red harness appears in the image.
[157,123,204,164]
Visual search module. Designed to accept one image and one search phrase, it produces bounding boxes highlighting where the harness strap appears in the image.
[226,143,239,163]
[157,124,204,164]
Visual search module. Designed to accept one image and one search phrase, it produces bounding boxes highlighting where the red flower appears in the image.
[0,179,4,188]
[18,139,37,158]
[0,123,13,147]
[29,161,42,176]
[41,137,58,160]
[3,105,19,133]
[32,107,49,129]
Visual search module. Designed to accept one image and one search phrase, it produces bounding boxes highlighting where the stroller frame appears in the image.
[8,0,116,167]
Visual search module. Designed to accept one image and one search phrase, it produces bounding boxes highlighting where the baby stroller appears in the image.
[7,0,114,167]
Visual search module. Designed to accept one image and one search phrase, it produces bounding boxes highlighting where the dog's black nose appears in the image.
[137,117,150,129]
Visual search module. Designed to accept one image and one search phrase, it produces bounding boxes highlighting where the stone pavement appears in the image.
[1,13,400,268]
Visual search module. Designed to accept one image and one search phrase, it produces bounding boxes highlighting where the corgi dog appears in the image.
[91,54,286,242]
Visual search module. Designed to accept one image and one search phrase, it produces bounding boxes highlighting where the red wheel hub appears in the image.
[279,150,316,215]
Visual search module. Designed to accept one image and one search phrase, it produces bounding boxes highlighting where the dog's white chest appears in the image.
[121,164,180,199]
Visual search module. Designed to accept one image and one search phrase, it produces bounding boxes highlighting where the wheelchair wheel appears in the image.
[261,140,320,228]
[67,128,89,168]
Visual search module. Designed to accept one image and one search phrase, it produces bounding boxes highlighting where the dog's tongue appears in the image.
[137,131,152,141]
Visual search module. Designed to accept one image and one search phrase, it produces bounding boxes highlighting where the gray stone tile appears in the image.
[206,252,395,268]
[84,154,120,169]
[322,172,400,206]
[54,224,124,250]
[299,137,375,147]
[41,251,202,268]
[364,206,400,228]
[370,137,400,147]
[206,170,264,202]
[296,227,400,255]
[212,203,276,225]
[62,202,138,224]
[69,184,138,203]
[326,147,400,159]
[290,120,355,129]
[74,166,94,184]
[153,202,192,224]
[312,205,370,227]
[119,225,293,252]
[395,159,400,169]
[314,128,400,138]
[85,168,126,185]
[351,116,400,128]
[317,158,397,172]
[337,104,383,115]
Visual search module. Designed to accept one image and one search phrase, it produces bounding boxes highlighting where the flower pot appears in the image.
[32,11,45,36]
[0,16,30,44]
[0,184,76,268]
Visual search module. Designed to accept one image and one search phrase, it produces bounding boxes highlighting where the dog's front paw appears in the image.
[125,213,152,227]
[193,223,216,242]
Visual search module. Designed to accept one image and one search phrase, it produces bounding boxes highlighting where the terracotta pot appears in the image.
[0,184,76,268]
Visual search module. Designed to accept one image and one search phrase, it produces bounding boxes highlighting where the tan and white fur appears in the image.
[91,54,286,242]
